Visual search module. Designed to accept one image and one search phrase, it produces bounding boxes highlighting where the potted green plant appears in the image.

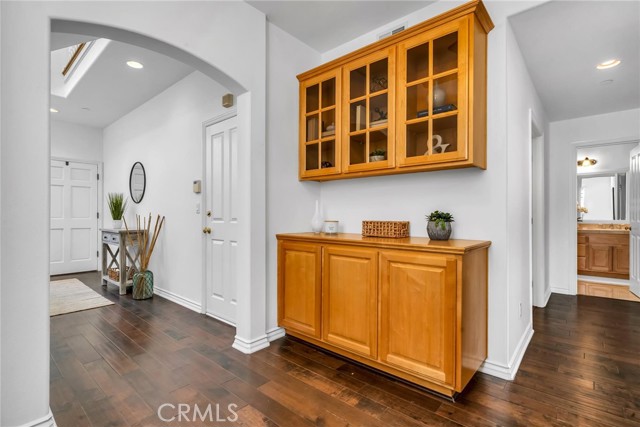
[369,148,386,162]
[107,193,128,229]
[426,210,454,240]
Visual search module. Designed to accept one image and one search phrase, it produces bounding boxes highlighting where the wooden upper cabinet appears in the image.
[297,0,493,181]
[342,48,396,173]
[396,19,469,167]
[299,69,342,179]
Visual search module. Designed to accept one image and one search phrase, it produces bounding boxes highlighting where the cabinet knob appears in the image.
[202,227,212,234]
[207,211,212,217]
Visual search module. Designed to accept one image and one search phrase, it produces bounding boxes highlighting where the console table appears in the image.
[101,229,145,295]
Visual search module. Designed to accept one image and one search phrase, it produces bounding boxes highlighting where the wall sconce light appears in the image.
[222,93,234,108]
[577,157,597,167]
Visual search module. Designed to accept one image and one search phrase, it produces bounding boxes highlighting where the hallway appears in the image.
[50,273,640,426]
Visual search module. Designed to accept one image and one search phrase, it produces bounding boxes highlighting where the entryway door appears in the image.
[629,145,640,298]
[50,160,99,275]
[204,116,238,325]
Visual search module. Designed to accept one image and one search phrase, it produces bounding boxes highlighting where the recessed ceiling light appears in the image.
[596,59,621,70]
[600,79,614,85]
[126,60,144,69]
[81,107,91,111]
[50,108,59,113]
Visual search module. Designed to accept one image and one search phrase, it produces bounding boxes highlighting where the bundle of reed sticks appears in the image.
[123,213,165,272]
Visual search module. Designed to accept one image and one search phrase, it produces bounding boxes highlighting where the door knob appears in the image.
[202,227,212,234]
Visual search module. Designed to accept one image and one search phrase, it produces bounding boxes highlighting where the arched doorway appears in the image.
[1,3,267,425]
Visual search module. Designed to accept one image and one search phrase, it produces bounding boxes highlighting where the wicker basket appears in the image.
[107,267,134,281]
[362,221,410,238]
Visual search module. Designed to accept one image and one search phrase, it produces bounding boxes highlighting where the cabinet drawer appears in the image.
[587,234,628,245]
[577,234,587,244]
[102,232,120,244]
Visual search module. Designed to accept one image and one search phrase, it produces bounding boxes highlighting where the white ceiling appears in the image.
[510,1,640,121]
[247,1,434,53]
[50,34,193,128]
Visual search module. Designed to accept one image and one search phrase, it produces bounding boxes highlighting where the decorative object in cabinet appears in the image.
[297,0,493,181]
[277,232,490,397]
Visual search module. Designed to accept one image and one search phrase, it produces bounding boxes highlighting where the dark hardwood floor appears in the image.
[50,272,640,426]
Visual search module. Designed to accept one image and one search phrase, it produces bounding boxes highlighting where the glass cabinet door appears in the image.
[301,70,341,178]
[343,48,395,172]
[397,20,468,167]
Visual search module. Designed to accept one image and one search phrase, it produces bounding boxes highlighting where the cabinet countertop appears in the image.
[577,229,629,235]
[277,233,491,255]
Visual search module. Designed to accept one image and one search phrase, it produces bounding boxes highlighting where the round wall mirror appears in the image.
[129,162,146,204]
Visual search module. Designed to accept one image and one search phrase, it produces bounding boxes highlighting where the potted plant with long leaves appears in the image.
[426,210,454,240]
[124,213,165,300]
[107,193,128,229]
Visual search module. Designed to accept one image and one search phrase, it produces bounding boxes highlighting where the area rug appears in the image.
[50,278,114,316]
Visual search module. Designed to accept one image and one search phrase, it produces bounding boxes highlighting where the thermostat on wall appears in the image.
[193,180,201,194]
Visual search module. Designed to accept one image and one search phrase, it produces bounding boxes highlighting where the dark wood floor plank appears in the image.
[50,272,640,427]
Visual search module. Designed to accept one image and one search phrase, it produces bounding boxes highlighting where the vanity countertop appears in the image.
[578,223,630,234]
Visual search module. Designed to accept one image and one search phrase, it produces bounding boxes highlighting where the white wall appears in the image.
[265,23,320,334]
[577,142,637,175]
[51,120,103,162]
[505,22,549,356]
[315,0,548,379]
[0,2,267,425]
[103,71,227,306]
[548,108,640,295]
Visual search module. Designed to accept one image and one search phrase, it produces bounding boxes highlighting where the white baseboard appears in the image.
[542,286,552,307]
[205,312,236,327]
[479,324,533,380]
[266,327,285,342]
[550,286,572,295]
[232,334,270,354]
[154,286,201,313]
[18,409,56,427]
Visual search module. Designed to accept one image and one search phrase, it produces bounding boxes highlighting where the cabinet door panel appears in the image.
[323,246,378,358]
[379,251,456,385]
[278,241,322,337]
[613,245,630,275]
[587,244,612,272]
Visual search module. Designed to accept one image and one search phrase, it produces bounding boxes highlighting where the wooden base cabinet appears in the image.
[577,231,629,279]
[277,233,490,396]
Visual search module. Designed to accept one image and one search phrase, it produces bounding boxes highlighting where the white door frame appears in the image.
[50,156,103,272]
[201,110,237,316]
[569,136,639,295]
[528,109,546,308]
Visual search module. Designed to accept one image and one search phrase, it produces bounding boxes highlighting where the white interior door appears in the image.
[205,116,238,325]
[629,145,640,297]
[50,160,98,275]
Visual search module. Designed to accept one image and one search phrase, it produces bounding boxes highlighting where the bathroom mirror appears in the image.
[578,172,627,221]
[129,162,146,204]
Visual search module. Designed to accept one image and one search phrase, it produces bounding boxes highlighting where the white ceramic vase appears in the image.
[113,219,122,229]
[311,200,323,234]
[433,82,446,108]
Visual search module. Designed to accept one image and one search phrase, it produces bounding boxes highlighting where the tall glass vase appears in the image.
[311,200,323,233]
[133,270,154,300]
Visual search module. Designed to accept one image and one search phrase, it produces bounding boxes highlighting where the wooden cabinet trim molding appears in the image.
[297,0,493,82]
[277,232,491,255]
